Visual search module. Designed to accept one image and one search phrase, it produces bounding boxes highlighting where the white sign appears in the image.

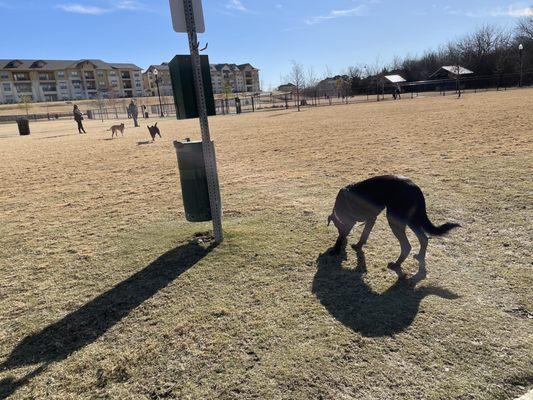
[169,0,205,33]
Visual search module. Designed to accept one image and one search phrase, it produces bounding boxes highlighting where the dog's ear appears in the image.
[154,122,157,127]
[327,214,333,226]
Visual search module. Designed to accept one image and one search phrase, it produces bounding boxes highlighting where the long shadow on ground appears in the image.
[312,247,458,337]
[0,239,216,398]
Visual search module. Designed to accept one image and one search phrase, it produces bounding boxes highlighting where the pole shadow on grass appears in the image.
[312,247,458,337]
[0,239,216,398]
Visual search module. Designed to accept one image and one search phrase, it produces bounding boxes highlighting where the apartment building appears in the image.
[142,62,260,97]
[143,63,173,97]
[210,63,260,94]
[0,59,143,103]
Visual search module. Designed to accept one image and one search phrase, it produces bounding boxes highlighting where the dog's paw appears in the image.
[413,254,425,262]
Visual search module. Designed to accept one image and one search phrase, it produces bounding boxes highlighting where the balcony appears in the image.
[84,72,95,80]
[41,84,57,92]
[13,73,31,82]
[14,83,33,93]
[39,73,55,81]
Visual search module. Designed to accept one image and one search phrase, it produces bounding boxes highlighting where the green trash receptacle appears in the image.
[174,140,212,222]
[17,118,30,136]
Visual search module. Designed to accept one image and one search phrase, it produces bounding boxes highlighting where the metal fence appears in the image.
[1,70,531,123]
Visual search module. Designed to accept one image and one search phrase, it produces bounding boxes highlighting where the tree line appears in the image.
[286,17,533,100]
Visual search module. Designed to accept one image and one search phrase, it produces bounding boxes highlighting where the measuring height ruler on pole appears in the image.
[170,0,223,243]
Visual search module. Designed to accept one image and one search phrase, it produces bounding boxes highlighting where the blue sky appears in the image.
[0,0,531,88]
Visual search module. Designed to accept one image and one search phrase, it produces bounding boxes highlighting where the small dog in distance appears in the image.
[108,123,125,138]
[147,123,162,141]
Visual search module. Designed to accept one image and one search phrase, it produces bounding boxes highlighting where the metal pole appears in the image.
[156,78,164,117]
[519,48,523,87]
[183,0,223,243]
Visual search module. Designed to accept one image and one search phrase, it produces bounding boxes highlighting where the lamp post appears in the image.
[153,68,165,117]
[518,43,524,87]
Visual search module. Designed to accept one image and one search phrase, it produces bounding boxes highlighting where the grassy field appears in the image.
[0,90,531,399]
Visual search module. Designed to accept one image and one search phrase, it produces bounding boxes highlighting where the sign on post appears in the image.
[169,0,223,244]
[169,0,205,33]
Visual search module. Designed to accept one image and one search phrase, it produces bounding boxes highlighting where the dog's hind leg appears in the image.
[353,217,376,249]
[387,211,411,272]
[410,225,428,262]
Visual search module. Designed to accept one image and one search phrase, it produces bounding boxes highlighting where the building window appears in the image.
[97,71,105,78]
[70,71,79,77]
[3,83,11,91]
[1,72,9,80]
[109,71,117,77]
[57,71,65,78]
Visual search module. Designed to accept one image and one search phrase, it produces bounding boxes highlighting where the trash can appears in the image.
[144,112,149,118]
[86,110,94,120]
[17,118,30,136]
[173,140,212,222]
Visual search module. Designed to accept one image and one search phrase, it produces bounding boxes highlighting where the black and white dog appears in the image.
[328,175,460,270]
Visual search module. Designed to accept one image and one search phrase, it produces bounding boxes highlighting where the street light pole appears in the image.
[518,43,524,87]
[153,68,165,117]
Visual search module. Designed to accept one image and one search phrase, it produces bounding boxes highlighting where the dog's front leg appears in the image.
[332,233,347,254]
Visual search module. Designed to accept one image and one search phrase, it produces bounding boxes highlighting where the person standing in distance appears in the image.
[73,105,86,134]
[128,100,139,128]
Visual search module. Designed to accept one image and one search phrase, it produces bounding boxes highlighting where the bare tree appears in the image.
[306,66,319,105]
[18,95,32,117]
[286,61,306,111]
[517,16,533,40]
[364,58,383,101]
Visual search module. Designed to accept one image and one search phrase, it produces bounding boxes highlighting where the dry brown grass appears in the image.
[0,90,532,399]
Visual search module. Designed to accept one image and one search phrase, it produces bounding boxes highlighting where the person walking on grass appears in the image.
[128,100,139,127]
[73,105,86,134]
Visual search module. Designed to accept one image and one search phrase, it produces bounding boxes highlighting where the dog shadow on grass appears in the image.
[0,239,216,398]
[312,248,459,337]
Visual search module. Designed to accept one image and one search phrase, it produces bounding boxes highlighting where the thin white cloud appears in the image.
[115,0,145,11]
[226,0,247,12]
[445,3,533,18]
[56,0,148,14]
[305,6,367,25]
[491,4,533,17]
[56,4,111,14]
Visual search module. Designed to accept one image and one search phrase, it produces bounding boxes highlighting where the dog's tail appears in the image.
[417,199,460,236]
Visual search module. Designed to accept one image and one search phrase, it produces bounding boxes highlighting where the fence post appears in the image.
[251,96,255,112]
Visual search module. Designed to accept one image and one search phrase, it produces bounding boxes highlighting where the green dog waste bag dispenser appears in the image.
[174,140,213,222]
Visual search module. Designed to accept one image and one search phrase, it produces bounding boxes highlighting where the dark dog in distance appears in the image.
[147,123,162,141]
[328,175,460,273]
